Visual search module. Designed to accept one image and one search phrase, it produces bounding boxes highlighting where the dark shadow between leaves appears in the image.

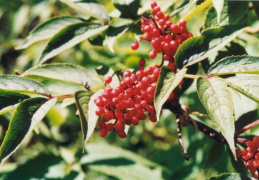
[87,157,135,166]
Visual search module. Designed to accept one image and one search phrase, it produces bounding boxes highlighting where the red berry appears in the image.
[178,19,187,27]
[139,58,146,66]
[118,130,126,138]
[99,128,107,137]
[149,114,157,122]
[131,41,139,50]
[104,76,112,84]
[95,107,104,116]
[106,123,114,131]
[151,1,157,9]
[98,120,106,129]
[149,49,157,59]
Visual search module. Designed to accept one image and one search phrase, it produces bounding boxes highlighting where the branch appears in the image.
[235,119,259,136]
[175,117,189,161]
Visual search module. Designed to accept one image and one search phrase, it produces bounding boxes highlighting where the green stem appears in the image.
[184,74,204,79]
[54,94,74,100]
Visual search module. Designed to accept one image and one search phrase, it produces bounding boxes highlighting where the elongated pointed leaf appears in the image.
[39,23,108,64]
[75,90,103,148]
[154,67,187,121]
[0,75,50,96]
[106,18,133,52]
[197,77,235,158]
[208,55,259,75]
[227,75,259,102]
[0,90,30,115]
[0,97,57,165]
[16,16,84,49]
[59,0,110,22]
[22,63,92,87]
[175,25,244,68]
[113,0,140,19]
[212,0,224,24]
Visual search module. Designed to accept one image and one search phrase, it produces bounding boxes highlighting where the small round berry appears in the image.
[104,76,112,84]
[115,122,124,131]
[106,123,114,131]
[118,130,126,138]
[98,120,106,129]
[123,70,132,78]
[149,114,157,122]
[95,107,104,116]
[178,19,187,27]
[99,128,107,137]
[151,1,157,9]
[139,58,146,66]
[149,49,157,59]
[131,41,139,50]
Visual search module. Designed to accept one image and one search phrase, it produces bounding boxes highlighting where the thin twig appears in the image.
[176,117,189,161]
[235,119,259,136]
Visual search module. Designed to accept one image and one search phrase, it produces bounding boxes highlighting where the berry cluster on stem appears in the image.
[131,1,192,71]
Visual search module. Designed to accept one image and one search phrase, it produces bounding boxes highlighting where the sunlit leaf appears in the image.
[209,173,250,180]
[0,75,50,96]
[16,16,84,49]
[113,0,140,19]
[212,0,224,24]
[175,25,244,68]
[39,23,108,64]
[197,77,235,159]
[22,63,92,87]
[208,55,259,75]
[59,0,110,22]
[154,67,187,121]
[0,97,57,165]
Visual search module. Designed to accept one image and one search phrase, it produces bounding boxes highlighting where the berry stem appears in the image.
[176,117,189,161]
[235,119,259,136]
[184,74,204,79]
[54,94,74,100]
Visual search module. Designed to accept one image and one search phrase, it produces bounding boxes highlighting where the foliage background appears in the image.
[0,0,259,179]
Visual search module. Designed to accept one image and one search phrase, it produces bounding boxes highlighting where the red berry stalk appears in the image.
[131,1,193,69]
[94,59,160,138]
[236,137,259,178]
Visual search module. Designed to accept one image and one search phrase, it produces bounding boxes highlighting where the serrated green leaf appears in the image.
[22,63,92,87]
[227,75,259,102]
[39,23,108,64]
[0,90,30,115]
[75,90,103,148]
[16,16,84,49]
[209,173,250,180]
[0,97,57,165]
[197,77,235,159]
[0,75,50,96]
[113,0,140,19]
[106,18,133,52]
[59,0,110,22]
[212,0,224,24]
[175,25,244,68]
[205,1,248,28]
[154,67,187,121]
[208,55,259,75]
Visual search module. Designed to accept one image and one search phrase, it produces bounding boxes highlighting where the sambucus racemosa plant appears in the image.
[0,0,259,179]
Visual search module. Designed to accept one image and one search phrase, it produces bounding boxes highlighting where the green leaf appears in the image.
[0,75,50,96]
[95,65,120,89]
[227,75,259,102]
[209,173,250,180]
[113,0,140,19]
[106,18,133,52]
[22,63,92,87]
[205,1,248,29]
[39,23,108,64]
[154,67,187,121]
[208,55,259,75]
[0,90,30,115]
[252,1,259,19]
[197,77,235,159]
[175,25,244,68]
[212,0,224,24]
[16,16,84,49]
[0,97,57,165]
[59,0,110,23]
[75,90,103,148]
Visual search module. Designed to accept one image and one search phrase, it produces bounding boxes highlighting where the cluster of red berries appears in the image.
[94,59,160,138]
[236,137,259,178]
[131,1,193,70]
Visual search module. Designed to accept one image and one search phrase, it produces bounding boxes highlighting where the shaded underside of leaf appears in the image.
[175,24,244,68]
[59,0,110,22]
[113,0,140,19]
[154,67,187,121]
[0,97,57,165]
[22,63,92,87]
[208,55,259,75]
[39,23,108,64]
[227,75,259,102]
[0,75,50,95]
[209,172,250,180]
[197,77,235,159]
[16,16,84,49]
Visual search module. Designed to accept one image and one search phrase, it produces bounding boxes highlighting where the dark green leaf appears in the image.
[208,55,259,75]
[0,75,50,96]
[22,63,92,87]
[197,77,235,159]
[16,16,84,49]
[154,67,187,121]
[106,18,133,52]
[95,65,120,88]
[252,1,259,19]
[113,0,140,19]
[0,89,30,115]
[204,141,225,168]
[75,90,102,148]
[209,173,250,180]
[205,1,248,28]
[39,23,108,64]
[227,75,259,102]
[0,97,57,165]
[59,0,110,22]
[175,25,244,68]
